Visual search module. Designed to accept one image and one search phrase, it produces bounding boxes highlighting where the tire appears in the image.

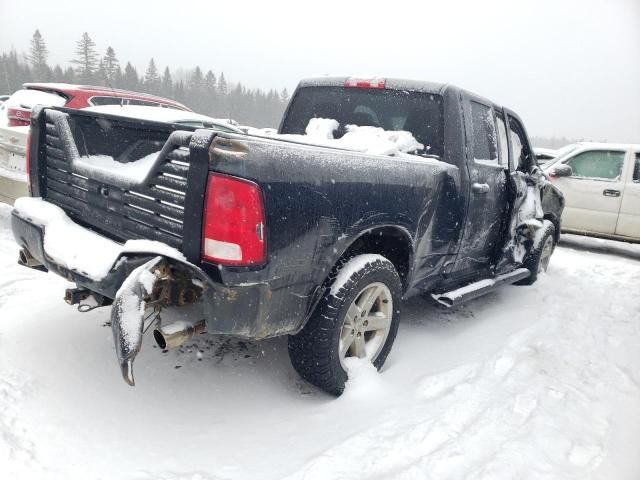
[515,220,555,286]
[288,254,403,396]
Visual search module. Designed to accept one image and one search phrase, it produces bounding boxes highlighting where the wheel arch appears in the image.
[328,225,414,292]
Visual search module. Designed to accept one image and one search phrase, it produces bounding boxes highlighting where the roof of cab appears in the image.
[297,76,451,95]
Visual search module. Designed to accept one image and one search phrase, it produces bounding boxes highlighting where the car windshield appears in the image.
[281,86,444,157]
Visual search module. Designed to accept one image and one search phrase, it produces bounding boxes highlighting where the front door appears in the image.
[453,98,509,275]
[615,151,640,239]
[551,149,626,234]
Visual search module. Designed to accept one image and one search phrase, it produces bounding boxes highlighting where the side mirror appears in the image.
[549,164,573,178]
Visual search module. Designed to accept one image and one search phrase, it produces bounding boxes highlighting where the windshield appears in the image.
[281,86,444,157]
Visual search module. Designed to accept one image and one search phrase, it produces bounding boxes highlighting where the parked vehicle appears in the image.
[534,147,560,164]
[544,143,640,242]
[4,83,190,127]
[84,105,244,133]
[0,98,239,205]
[11,76,564,395]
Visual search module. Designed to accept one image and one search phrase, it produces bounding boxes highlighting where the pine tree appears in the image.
[204,70,217,115]
[95,59,107,86]
[28,29,49,80]
[71,32,99,84]
[281,87,290,105]
[63,66,75,83]
[121,62,139,91]
[103,46,119,84]
[52,64,64,82]
[161,66,173,98]
[218,72,227,96]
[144,58,160,94]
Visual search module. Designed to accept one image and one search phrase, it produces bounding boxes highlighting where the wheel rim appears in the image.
[538,236,554,273]
[338,282,393,369]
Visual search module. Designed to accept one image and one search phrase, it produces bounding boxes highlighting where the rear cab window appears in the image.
[565,150,625,181]
[281,86,444,158]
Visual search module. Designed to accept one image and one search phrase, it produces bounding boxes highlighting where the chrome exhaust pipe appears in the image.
[18,248,47,271]
[153,319,207,350]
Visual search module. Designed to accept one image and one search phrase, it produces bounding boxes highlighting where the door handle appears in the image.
[602,189,621,197]
[472,183,490,194]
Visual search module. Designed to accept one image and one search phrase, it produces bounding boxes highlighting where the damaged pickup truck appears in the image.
[11,76,563,395]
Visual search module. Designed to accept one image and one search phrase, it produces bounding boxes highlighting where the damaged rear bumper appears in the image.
[11,209,313,385]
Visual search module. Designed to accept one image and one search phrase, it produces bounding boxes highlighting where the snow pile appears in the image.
[13,197,185,279]
[254,118,424,157]
[74,151,160,185]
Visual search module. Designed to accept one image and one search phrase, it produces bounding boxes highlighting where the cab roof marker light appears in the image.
[344,77,386,89]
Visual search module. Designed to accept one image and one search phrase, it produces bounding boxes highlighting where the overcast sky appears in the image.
[1,0,638,141]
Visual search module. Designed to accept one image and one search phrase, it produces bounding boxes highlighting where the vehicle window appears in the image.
[89,96,125,106]
[127,99,160,107]
[565,150,625,181]
[507,116,531,171]
[470,101,498,163]
[281,86,444,157]
[633,153,640,182]
[496,113,509,167]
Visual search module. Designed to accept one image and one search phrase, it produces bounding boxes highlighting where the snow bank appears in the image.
[13,197,185,280]
[253,118,425,158]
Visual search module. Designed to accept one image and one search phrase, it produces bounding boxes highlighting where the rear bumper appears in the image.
[11,211,313,338]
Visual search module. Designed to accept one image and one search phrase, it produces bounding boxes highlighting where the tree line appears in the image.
[0,30,290,127]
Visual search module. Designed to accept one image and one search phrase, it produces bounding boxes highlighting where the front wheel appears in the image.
[288,254,402,396]
[515,220,555,285]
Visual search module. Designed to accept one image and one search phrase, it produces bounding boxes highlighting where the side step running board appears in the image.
[432,268,530,307]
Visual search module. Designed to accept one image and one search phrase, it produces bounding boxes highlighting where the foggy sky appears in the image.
[1,0,638,142]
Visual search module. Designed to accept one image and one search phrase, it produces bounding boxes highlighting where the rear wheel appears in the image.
[288,254,402,396]
[515,220,555,285]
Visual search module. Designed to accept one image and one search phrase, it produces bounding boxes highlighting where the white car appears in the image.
[544,142,640,242]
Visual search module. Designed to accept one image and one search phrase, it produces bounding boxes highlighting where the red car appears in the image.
[4,83,191,127]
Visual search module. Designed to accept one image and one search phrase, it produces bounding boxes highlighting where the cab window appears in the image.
[495,113,509,168]
[565,150,625,181]
[507,115,531,171]
[470,101,498,163]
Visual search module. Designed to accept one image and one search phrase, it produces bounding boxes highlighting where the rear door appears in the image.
[615,150,640,239]
[550,148,626,234]
[453,97,509,274]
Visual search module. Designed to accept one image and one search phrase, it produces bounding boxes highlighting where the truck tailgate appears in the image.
[30,107,215,262]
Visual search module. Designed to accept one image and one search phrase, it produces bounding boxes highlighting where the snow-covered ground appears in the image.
[1,203,639,480]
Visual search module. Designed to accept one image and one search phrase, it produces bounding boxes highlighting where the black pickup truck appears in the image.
[11,76,563,395]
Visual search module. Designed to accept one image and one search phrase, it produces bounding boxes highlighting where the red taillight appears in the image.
[7,107,31,127]
[202,173,266,266]
[25,130,32,194]
[344,77,386,89]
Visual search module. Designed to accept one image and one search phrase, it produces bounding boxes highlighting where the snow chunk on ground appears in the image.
[13,197,185,280]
